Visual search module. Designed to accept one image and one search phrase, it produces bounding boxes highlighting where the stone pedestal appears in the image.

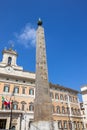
[30,121,54,130]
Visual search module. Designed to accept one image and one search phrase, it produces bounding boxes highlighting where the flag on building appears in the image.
[2,96,11,109]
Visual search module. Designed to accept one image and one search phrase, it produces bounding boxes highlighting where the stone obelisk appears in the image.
[30,19,53,130]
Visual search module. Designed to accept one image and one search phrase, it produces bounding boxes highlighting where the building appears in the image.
[50,83,84,130]
[81,85,87,129]
[0,48,35,130]
[0,48,84,130]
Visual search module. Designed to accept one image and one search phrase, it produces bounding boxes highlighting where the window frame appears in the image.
[56,106,60,114]
[22,87,25,94]
[14,87,19,94]
[13,104,18,110]
[4,85,9,92]
[8,57,12,65]
[29,89,34,95]
[29,104,34,111]
[64,121,67,129]
[55,93,59,99]
[58,121,62,129]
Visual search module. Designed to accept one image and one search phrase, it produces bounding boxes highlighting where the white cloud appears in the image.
[15,24,36,48]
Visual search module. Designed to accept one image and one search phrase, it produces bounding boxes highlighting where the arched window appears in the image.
[29,89,34,95]
[21,101,26,111]
[75,97,78,103]
[77,109,81,115]
[58,121,62,128]
[55,93,59,99]
[65,95,68,101]
[8,57,12,65]
[13,101,18,110]
[73,121,77,129]
[62,106,65,114]
[22,104,25,111]
[56,106,60,114]
[64,121,67,129]
[81,122,84,128]
[29,103,34,111]
[60,94,63,100]
[69,96,72,102]
[66,107,70,114]
[13,104,18,110]
[77,122,80,129]
[69,121,72,129]
[74,108,77,115]
[12,126,15,130]
[29,121,33,128]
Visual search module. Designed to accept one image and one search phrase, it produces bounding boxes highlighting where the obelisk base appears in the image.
[30,121,58,130]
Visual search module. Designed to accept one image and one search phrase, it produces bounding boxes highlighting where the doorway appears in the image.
[0,119,7,129]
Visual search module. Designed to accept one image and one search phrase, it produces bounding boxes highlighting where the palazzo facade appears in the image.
[0,48,84,130]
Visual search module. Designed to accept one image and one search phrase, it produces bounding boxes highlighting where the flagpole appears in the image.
[9,100,13,129]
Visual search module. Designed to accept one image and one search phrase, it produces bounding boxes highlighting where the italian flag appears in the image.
[2,96,10,109]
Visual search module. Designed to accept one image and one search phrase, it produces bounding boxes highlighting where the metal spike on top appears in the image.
[37,18,43,26]
[9,43,14,51]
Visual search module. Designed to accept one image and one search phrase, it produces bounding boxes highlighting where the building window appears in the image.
[58,121,62,128]
[71,107,74,115]
[69,121,72,129]
[69,96,72,102]
[81,122,84,128]
[64,121,67,129]
[73,122,77,129]
[23,80,25,83]
[4,85,9,92]
[60,94,63,100]
[22,104,25,111]
[55,93,59,99]
[8,57,12,65]
[77,122,80,129]
[21,101,26,111]
[14,87,19,93]
[22,88,25,94]
[13,104,18,110]
[56,106,60,114]
[77,109,81,115]
[75,97,78,102]
[74,108,77,115]
[29,103,34,111]
[62,106,65,114]
[2,104,4,109]
[64,95,68,101]
[73,97,74,102]
[29,121,33,128]
[29,89,34,95]
[50,92,54,99]
[66,107,70,114]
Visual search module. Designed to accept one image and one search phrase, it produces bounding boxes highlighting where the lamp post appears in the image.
[9,100,13,129]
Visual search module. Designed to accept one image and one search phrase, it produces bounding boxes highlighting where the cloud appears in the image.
[15,24,36,48]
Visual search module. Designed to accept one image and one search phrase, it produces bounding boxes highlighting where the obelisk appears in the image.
[30,19,53,130]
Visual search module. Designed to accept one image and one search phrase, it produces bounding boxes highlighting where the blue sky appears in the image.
[0,0,87,93]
